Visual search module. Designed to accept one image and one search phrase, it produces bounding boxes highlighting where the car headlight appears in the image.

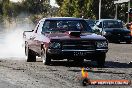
[49,42,61,49]
[96,41,108,48]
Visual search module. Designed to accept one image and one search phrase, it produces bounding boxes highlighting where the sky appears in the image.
[50,0,59,7]
[10,0,59,7]
[10,0,20,2]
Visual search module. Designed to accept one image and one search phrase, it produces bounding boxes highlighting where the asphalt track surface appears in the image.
[0,43,132,88]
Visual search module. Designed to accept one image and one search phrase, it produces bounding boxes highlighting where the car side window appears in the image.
[42,21,52,32]
[98,22,102,28]
[43,21,50,29]
[33,22,40,33]
[42,21,58,32]
[37,22,44,34]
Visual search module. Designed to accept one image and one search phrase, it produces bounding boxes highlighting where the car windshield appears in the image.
[85,20,95,27]
[103,20,123,28]
[42,20,92,33]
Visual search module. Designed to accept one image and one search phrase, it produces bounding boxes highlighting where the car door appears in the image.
[27,22,40,52]
[32,21,45,55]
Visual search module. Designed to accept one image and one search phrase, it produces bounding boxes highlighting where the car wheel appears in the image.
[96,53,106,67]
[41,49,51,65]
[25,46,27,56]
[25,42,27,56]
[126,40,131,44]
[82,78,91,86]
[27,47,36,62]
[114,40,120,44]
[74,59,84,65]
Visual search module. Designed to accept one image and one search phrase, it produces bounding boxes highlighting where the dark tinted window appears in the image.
[42,20,92,32]
[103,20,123,28]
[85,20,95,27]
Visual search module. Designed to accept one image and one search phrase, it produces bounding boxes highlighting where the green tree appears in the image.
[21,0,50,15]
[56,0,94,18]
[0,1,2,15]
[117,3,128,22]
[60,0,72,16]
[2,0,13,17]
[91,0,115,19]
[72,0,80,17]
[80,0,94,18]
[91,0,128,21]
[55,0,64,7]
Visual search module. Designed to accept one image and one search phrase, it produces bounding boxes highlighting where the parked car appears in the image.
[23,17,108,67]
[93,19,131,43]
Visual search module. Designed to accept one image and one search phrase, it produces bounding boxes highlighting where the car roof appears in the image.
[39,17,84,22]
[84,19,95,21]
[99,19,121,22]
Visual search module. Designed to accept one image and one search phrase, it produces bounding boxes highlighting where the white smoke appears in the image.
[0,17,34,59]
[0,29,25,58]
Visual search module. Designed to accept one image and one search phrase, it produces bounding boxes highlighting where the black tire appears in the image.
[25,46,27,56]
[82,78,88,86]
[96,53,106,67]
[74,59,84,65]
[114,41,120,44]
[41,49,51,65]
[126,40,131,44]
[25,42,27,56]
[82,78,91,86]
[27,48,36,62]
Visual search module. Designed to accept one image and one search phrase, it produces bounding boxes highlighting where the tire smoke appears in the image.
[0,18,34,59]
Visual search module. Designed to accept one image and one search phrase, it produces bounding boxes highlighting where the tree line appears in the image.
[0,0,130,23]
[0,0,57,25]
[0,0,51,17]
[56,0,130,22]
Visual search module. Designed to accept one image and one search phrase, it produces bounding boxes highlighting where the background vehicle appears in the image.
[85,19,96,29]
[23,17,108,67]
[93,19,131,43]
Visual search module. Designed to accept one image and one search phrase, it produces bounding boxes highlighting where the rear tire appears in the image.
[114,40,120,44]
[27,48,36,62]
[25,42,27,56]
[96,53,106,67]
[25,46,27,56]
[41,49,51,65]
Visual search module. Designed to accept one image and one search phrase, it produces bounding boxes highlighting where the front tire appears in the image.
[41,49,51,65]
[126,40,131,44]
[27,48,36,62]
[74,59,84,65]
[96,53,106,67]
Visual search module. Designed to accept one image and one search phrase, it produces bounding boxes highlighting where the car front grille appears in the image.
[62,41,95,50]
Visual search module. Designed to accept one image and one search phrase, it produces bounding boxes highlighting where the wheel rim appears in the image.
[26,47,29,58]
[25,46,28,56]
[26,43,29,56]
[41,49,46,63]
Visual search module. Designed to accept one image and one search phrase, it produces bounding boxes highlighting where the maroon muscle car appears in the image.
[23,17,108,67]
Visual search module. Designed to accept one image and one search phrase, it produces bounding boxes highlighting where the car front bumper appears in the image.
[47,49,108,59]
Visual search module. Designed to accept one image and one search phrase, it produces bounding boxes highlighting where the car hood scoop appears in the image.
[68,31,81,37]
